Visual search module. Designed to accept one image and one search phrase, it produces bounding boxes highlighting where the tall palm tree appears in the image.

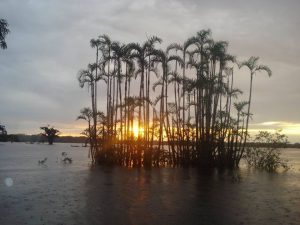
[182,37,198,140]
[193,29,211,144]
[0,19,9,49]
[90,38,102,115]
[151,48,183,164]
[127,36,161,142]
[77,107,94,159]
[123,53,135,145]
[98,35,112,133]
[238,56,272,161]
[78,63,99,154]
[110,41,129,143]
[166,43,183,156]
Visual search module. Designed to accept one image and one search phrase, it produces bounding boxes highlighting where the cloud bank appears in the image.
[0,0,299,142]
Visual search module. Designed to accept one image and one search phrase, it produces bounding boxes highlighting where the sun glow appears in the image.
[251,121,300,135]
[132,124,145,138]
[248,121,300,143]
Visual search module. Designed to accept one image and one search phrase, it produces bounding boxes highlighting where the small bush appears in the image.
[244,130,289,172]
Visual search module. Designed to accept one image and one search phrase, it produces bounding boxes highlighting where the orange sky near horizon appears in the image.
[54,121,300,143]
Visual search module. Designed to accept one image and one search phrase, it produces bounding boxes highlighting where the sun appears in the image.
[132,124,144,138]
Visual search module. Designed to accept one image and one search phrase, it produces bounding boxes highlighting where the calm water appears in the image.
[0,143,299,225]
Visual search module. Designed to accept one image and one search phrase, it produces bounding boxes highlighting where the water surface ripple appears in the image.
[0,143,299,225]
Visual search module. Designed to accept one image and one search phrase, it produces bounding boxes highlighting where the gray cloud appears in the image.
[0,0,299,141]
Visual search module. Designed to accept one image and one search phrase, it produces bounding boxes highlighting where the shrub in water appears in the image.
[244,130,289,172]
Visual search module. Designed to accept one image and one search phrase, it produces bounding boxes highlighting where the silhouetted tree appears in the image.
[77,108,93,141]
[0,19,9,49]
[40,125,60,145]
[0,124,7,142]
[0,124,7,135]
[238,57,272,162]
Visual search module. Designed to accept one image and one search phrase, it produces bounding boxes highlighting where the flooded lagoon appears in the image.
[0,143,300,225]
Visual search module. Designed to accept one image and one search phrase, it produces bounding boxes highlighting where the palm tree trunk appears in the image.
[239,73,253,163]
[182,52,186,142]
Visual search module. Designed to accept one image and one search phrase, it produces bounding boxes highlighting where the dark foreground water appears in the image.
[0,143,299,225]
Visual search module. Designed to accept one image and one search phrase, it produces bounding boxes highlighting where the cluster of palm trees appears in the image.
[77,29,271,168]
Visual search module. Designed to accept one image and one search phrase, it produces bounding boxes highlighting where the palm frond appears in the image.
[256,65,272,77]
[183,36,198,51]
[152,79,163,91]
[234,101,249,112]
[98,34,111,46]
[238,56,259,71]
[168,55,184,67]
[166,43,183,54]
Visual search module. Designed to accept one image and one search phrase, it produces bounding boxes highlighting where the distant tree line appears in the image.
[3,134,86,143]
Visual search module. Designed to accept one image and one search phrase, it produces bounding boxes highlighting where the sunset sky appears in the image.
[0,0,299,142]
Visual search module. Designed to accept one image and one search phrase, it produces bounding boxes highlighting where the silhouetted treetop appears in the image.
[0,19,10,49]
[40,125,60,145]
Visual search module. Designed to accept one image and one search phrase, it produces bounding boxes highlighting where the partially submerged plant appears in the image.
[38,157,48,165]
[61,152,72,164]
[244,130,289,172]
[62,157,73,163]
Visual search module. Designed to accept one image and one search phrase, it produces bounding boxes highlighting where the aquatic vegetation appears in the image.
[62,157,73,164]
[244,130,289,171]
[61,152,72,163]
[76,29,272,168]
[38,157,47,165]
